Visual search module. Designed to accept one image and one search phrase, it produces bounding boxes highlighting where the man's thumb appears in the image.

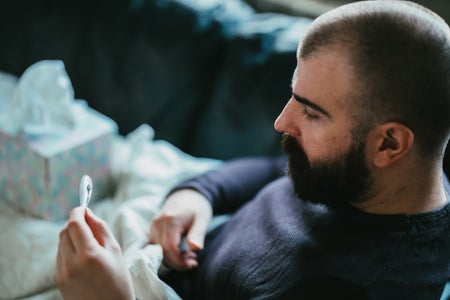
[186,218,208,251]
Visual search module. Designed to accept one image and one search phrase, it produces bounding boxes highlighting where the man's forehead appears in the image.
[291,46,360,112]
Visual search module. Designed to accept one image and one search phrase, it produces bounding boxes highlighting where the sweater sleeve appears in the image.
[172,156,287,215]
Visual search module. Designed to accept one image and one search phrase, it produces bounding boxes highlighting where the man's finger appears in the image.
[181,249,199,269]
[54,249,63,285]
[58,227,76,258]
[66,207,96,251]
[84,208,117,249]
[160,224,185,267]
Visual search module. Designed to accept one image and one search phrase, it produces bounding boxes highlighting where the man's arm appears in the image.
[175,156,287,214]
[148,156,286,271]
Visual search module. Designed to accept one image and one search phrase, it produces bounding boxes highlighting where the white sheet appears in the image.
[0,124,221,300]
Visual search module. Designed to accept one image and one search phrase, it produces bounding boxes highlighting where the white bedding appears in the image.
[0,124,221,300]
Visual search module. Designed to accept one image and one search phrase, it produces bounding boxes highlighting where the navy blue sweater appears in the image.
[163,157,450,300]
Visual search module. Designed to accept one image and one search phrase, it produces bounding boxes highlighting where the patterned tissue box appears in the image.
[0,102,118,221]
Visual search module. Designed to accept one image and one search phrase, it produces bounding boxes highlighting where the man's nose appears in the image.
[274,99,300,135]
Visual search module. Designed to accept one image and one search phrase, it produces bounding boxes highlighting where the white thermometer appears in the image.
[79,175,93,208]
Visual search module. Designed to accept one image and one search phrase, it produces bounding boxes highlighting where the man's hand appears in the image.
[148,189,212,271]
[54,207,135,300]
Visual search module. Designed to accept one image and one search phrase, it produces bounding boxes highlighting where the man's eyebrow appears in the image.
[292,94,330,117]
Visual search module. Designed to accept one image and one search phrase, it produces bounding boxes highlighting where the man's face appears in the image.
[275,45,372,207]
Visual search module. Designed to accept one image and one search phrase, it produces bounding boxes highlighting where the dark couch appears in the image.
[0,0,311,160]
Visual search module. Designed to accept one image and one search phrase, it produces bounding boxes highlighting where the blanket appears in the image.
[0,124,221,300]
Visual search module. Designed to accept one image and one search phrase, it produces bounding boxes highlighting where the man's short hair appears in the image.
[300,0,450,158]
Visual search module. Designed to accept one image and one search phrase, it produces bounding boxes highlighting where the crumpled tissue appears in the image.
[0,60,117,221]
[1,60,76,136]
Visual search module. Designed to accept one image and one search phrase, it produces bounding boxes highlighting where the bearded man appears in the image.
[55,1,450,299]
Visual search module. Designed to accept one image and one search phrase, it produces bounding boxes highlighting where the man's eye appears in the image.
[301,106,320,121]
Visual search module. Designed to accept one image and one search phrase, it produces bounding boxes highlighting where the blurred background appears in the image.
[247,0,450,22]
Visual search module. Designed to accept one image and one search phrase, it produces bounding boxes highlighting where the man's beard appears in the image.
[281,133,372,209]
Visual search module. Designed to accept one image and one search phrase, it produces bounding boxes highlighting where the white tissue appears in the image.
[1,60,76,136]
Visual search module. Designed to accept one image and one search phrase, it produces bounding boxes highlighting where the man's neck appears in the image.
[352,167,448,215]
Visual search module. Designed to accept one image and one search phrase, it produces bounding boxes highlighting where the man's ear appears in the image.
[368,122,414,168]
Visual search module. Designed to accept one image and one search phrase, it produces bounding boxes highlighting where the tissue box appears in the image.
[0,102,117,221]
